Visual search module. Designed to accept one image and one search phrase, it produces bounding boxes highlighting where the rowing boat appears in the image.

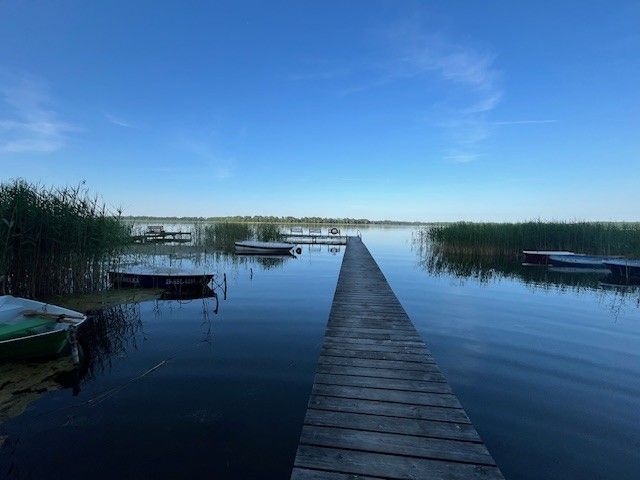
[0,296,87,361]
[548,254,621,270]
[522,250,575,265]
[603,259,640,283]
[108,266,214,291]
[234,241,298,255]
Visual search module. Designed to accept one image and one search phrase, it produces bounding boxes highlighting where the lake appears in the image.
[1,226,639,479]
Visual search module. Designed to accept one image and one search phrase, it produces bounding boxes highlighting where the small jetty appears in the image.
[131,225,192,244]
[291,237,503,479]
[284,227,348,245]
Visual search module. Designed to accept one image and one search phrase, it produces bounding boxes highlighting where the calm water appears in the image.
[1,227,640,479]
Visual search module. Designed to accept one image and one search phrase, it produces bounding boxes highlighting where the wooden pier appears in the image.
[284,234,348,245]
[290,237,503,479]
[131,226,192,245]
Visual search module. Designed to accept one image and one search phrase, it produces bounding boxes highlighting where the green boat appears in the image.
[0,296,87,361]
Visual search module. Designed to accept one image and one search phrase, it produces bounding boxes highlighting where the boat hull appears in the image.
[0,328,69,361]
[234,241,296,255]
[604,262,640,283]
[522,251,574,265]
[549,255,616,270]
[235,246,294,255]
[0,296,87,361]
[109,272,214,291]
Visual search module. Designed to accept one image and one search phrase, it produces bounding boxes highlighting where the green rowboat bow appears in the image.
[0,296,87,361]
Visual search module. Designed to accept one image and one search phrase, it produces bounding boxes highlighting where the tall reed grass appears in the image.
[0,180,131,298]
[201,222,282,252]
[425,221,640,257]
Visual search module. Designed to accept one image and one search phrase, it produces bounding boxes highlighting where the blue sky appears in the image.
[1,1,639,220]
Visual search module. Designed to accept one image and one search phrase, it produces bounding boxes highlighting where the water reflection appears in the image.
[0,357,77,424]
[79,303,145,378]
[415,241,640,306]
[0,308,132,433]
[0,303,144,426]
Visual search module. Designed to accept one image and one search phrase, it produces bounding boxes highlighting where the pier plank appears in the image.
[290,237,503,479]
[299,425,496,465]
[316,363,447,382]
[294,446,503,480]
[304,409,480,442]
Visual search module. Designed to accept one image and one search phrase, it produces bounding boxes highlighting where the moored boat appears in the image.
[603,259,640,283]
[109,266,214,291]
[549,254,622,270]
[234,241,299,255]
[522,250,575,265]
[0,296,87,361]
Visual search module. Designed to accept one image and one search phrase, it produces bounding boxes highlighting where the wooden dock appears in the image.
[290,237,504,479]
[284,234,348,245]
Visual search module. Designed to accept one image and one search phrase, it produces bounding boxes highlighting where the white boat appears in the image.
[0,296,87,360]
[234,241,299,255]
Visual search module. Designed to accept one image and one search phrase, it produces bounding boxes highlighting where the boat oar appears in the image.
[22,309,84,323]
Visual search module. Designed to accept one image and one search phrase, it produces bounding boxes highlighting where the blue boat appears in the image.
[549,254,622,270]
[109,266,214,292]
[522,251,575,265]
[603,259,640,283]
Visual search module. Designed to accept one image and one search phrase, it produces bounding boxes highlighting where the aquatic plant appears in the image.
[425,221,640,257]
[201,222,252,252]
[254,222,283,242]
[0,179,131,298]
[201,222,282,252]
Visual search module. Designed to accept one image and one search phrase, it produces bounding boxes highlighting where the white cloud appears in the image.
[491,119,558,125]
[445,153,479,164]
[382,20,502,164]
[0,73,77,154]
[105,113,135,128]
[175,136,234,180]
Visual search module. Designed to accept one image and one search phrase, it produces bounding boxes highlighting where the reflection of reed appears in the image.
[418,241,605,292]
[414,235,640,316]
[122,246,289,272]
[78,303,143,378]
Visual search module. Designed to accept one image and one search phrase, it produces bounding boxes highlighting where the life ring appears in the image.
[295,247,302,254]
[329,227,339,235]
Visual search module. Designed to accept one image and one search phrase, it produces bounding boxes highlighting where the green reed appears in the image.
[201,222,283,252]
[425,221,640,257]
[0,179,131,298]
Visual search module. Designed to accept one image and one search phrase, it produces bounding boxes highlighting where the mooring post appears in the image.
[223,273,227,299]
[69,326,80,365]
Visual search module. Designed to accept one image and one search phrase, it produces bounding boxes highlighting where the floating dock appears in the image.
[284,234,348,245]
[290,237,503,479]
[131,231,192,244]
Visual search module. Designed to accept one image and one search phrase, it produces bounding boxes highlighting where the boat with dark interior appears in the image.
[109,266,214,292]
[549,254,622,270]
[522,250,575,265]
[603,259,640,283]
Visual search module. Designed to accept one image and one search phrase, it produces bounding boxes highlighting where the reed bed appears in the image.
[201,222,283,252]
[425,221,640,257]
[0,180,131,298]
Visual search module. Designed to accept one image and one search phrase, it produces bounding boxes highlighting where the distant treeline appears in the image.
[124,215,425,225]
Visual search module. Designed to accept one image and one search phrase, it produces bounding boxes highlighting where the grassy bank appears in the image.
[0,180,131,298]
[425,221,640,257]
